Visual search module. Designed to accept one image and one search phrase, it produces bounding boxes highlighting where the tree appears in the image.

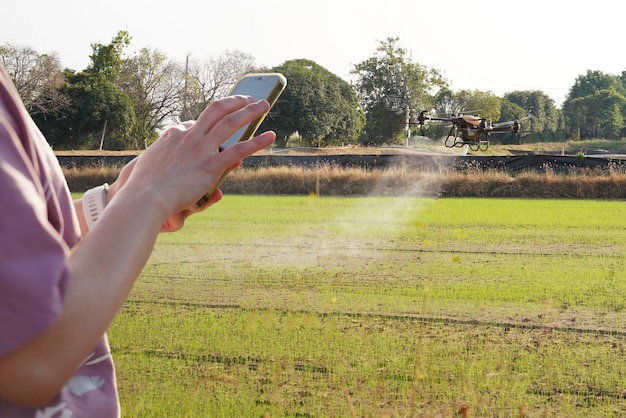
[88,31,131,81]
[266,59,364,147]
[455,90,501,121]
[352,37,445,145]
[39,71,135,150]
[568,70,626,99]
[182,50,257,121]
[497,99,529,144]
[572,89,625,139]
[502,90,563,143]
[595,89,626,139]
[118,48,184,148]
[0,43,71,118]
[562,70,626,140]
[432,87,456,117]
[424,89,501,142]
[35,32,135,149]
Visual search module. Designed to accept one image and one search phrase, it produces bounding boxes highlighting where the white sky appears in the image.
[2,0,623,107]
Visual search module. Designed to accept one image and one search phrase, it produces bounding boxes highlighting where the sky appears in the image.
[2,0,624,107]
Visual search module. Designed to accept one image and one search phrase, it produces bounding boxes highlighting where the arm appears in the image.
[0,96,274,407]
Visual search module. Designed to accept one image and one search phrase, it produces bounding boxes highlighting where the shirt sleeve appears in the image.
[0,76,72,359]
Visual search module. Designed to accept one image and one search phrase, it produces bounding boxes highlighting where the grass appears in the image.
[105,196,626,417]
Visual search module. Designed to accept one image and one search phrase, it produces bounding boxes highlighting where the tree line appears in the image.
[2,33,625,150]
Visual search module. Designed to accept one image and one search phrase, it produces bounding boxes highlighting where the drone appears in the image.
[415,110,528,151]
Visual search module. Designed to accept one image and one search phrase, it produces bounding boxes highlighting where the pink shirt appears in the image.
[0,65,119,416]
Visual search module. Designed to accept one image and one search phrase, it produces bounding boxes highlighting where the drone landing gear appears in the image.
[444,132,489,152]
[444,138,489,152]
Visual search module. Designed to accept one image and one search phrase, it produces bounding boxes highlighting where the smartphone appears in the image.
[194,73,287,208]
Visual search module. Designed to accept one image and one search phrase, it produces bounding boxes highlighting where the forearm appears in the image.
[0,187,167,407]
[68,186,166,328]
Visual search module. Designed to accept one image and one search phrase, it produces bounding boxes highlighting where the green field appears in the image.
[108,196,626,417]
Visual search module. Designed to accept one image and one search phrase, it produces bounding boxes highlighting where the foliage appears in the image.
[51,71,135,149]
[426,89,507,142]
[267,59,365,147]
[454,89,501,120]
[28,32,136,149]
[501,90,564,143]
[87,31,130,81]
[569,69,626,98]
[352,37,445,145]
[182,50,257,121]
[562,70,626,140]
[496,99,528,144]
[7,33,626,149]
[0,43,71,119]
[118,48,184,148]
[431,86,455,116]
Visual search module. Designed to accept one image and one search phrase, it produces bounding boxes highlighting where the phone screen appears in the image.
[219,73,287,150]
[192,73,286,209]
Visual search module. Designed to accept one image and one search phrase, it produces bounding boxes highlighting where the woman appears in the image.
[0,63,275,417]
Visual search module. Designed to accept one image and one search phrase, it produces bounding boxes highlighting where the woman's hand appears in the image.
[106,96,275,232]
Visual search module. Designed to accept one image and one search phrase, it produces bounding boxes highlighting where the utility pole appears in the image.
[99,120,107,150]
[405,105,410,148]
[182,54,189,121]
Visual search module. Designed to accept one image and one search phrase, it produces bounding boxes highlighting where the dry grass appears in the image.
[436,165,626,199]
[63,165,120,192]
[220,164,442,196]
[218,163,626,199]
[63,160,626,199]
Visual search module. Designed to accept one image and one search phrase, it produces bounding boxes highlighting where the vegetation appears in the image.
[4,33,626,150]
[62,147,626,199]
[118,48,186,148]
[351,37,445,144]
[563,70,626,140]
[266,59,365,147]
[501,90,564,143]
[1,32,254,150]
[103,195,626,416]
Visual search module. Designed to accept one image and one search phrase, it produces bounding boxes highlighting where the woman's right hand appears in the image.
[107,95,275,229]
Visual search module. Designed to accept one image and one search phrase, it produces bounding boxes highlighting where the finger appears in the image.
[193,95,257,137]
[161,213,188,233]
[219,131,276,163]
[207,100,271,150]
[190,188,223,212]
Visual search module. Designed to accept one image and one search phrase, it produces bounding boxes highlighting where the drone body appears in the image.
[416,110,527,151]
